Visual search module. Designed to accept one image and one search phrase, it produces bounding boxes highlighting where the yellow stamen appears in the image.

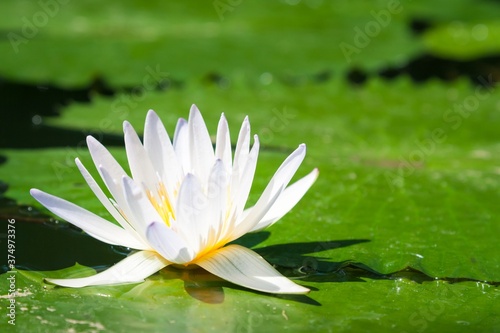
[187,221,234,265]
[146,182,176,227]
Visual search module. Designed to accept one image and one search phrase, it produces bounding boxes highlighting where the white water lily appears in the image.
[31,105,318,294]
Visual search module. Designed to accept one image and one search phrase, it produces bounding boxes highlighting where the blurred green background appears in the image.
[0,0,499,332]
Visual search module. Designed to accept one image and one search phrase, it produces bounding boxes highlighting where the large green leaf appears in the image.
[423,21,500,59]
[0,265,498,332]
[2,78,500,282]
[2,82,500,331]
[45,77,500,148]
[2,1,500,332]
[0,0,425,87]
[2,0,500,88]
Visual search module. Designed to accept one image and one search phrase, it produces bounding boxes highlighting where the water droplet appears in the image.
[259,72,273,85]
[32,115,42,126]
[111,245,132,256]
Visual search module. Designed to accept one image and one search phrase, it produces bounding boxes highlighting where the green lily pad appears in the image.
[2,77,500,282]
[2,0,500,88]
[2,0,500,331]
[2,77,500,330]
[0,0,424,87]
[0,265,498,332]
[45,77,500,151]
[423,21,500,59]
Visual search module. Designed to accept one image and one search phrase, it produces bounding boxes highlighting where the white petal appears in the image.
[251,168,319,232]
[75,158,143,242]
[215,113,232,170]
[144,110,182,196]
[228,183,283,242]
[123,121,159,193]
[219,136,259,242]
[196,245,309,294]
[30,189,147,250]
[230,135,260,217]
[188,104,215,184]
[86,136,128,188]
[146,222,194,264]
[173,118,190,173]
[86,138,134,222]
[174,173,208,254]
[122,176,165,237]
[206,159,229,247]
[229,144,307,240]
[232,116,250,179]
[99,166,134,226]
[45,251,168,288]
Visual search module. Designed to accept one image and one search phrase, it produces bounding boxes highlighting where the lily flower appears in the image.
[31,105,318,294]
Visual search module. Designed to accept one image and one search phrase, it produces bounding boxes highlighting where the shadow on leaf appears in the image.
[158,266,321,305]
